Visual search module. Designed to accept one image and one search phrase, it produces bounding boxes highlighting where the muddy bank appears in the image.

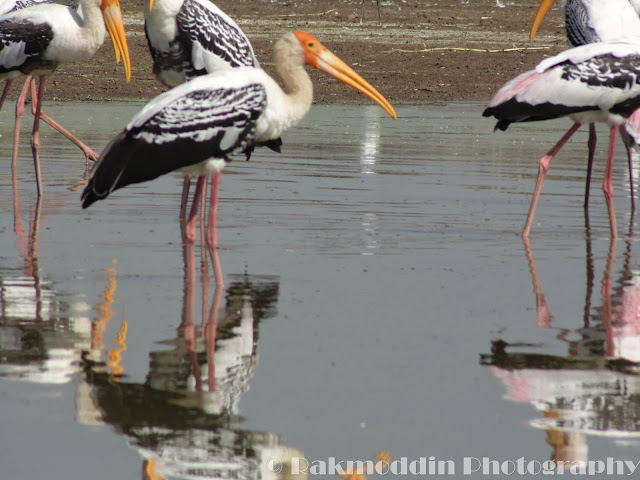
[9,0,566,104]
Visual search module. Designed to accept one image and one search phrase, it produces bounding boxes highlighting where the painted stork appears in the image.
[0,0,132,193]
[483,41,640,238]
[529,0,640,209]
[81,31,396,254]
[143,0,270,219]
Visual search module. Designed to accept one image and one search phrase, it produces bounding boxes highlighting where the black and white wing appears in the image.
[176,0,258,76]
[81,79,267,208]
[565,0,599,47]
[483,43,640,130]
[0,12,55,76]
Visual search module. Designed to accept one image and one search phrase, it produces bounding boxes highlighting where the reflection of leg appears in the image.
[12,76,33,173]
[584,123,596,208]
[602,126,618,239]
[29,78,99,164]
[205,283,223,391]
[601,237,616,357]
[522,236,551,328]
[31,76,45,196]
[180,217,202,390]
[523,123,581,237]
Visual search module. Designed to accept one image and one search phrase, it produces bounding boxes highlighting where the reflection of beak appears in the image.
[294,31,396,119]
[529,0,556,43]
[101,0,132,82]
[148,0,154,13]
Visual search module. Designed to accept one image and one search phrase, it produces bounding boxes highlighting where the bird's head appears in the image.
[283,31,396,119]
[101,0,132,82]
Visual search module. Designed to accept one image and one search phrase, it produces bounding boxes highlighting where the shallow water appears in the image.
[2,102,640,478]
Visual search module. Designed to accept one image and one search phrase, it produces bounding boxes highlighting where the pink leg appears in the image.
[602,126,618,238]
[584,123,596,208]
[626,145,635,211]
[30,76,45,196]
[180,175,191,218]
[185,176,206,243]
[206,172,221,250]
[28,78,99,163]
[0,79,12,111]
[523,122,581,237]
[11,76,33,174]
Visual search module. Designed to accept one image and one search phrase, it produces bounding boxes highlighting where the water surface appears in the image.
[1,102,640,478]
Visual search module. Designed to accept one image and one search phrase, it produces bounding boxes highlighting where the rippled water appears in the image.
[2,102,640,479]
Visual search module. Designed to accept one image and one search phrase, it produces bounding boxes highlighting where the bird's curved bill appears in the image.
[101,0,132,82]
[295,32,396,119]
[529,0,556,43]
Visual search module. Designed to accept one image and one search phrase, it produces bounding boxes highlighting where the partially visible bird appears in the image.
[143,0,274,219]
[483,42,640,237]
[529,0,640,209]
[0,0,132,192]
[82,31,396,257]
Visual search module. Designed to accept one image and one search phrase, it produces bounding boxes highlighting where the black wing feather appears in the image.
[82,84,267,209]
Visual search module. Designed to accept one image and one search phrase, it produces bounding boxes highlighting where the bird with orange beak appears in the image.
[82,31,395,255]
[0,0,132,184]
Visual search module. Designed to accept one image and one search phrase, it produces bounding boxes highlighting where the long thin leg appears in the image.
[180,175,191,219]
[28,78,99,163]
[0,79,12,110]
[31,75,45,196]
[523,123,582,237]
[626,145,635,211]
[185,175,206,243]
[206,172,221,250]
[584,123,597,208]
[602,126,618,238]
[11,76,33,175]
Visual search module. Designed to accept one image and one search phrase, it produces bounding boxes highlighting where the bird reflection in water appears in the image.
[75,223,292,479]
[481,214,640,464]
[0,193,122,384]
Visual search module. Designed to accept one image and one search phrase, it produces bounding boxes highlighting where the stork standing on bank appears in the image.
[0,0,132,193]
[529,0,640,208]
[483,42,640,238]
[144,0,272,221]
[81,31,396,272]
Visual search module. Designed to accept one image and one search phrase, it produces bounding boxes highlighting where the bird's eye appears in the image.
[308,42,314,48]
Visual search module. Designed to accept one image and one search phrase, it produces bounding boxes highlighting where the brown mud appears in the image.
[8,0,567,104]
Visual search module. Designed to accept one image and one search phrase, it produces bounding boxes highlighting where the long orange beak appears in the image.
[101,0,132,82]
[529,0,556,42]
[294,31,396,119]
[148,0,154,13]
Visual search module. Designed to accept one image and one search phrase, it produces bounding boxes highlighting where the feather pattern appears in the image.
[0,15,55,76]
[81,76,268,208]
[483,42,640,130]
[144,0,258,88]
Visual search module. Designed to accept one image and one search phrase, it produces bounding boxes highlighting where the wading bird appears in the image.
[0,0,132,193]
[81,31,396,257]
[483,42,640,238]
[529,0,640,208]
[143,0,274,219]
